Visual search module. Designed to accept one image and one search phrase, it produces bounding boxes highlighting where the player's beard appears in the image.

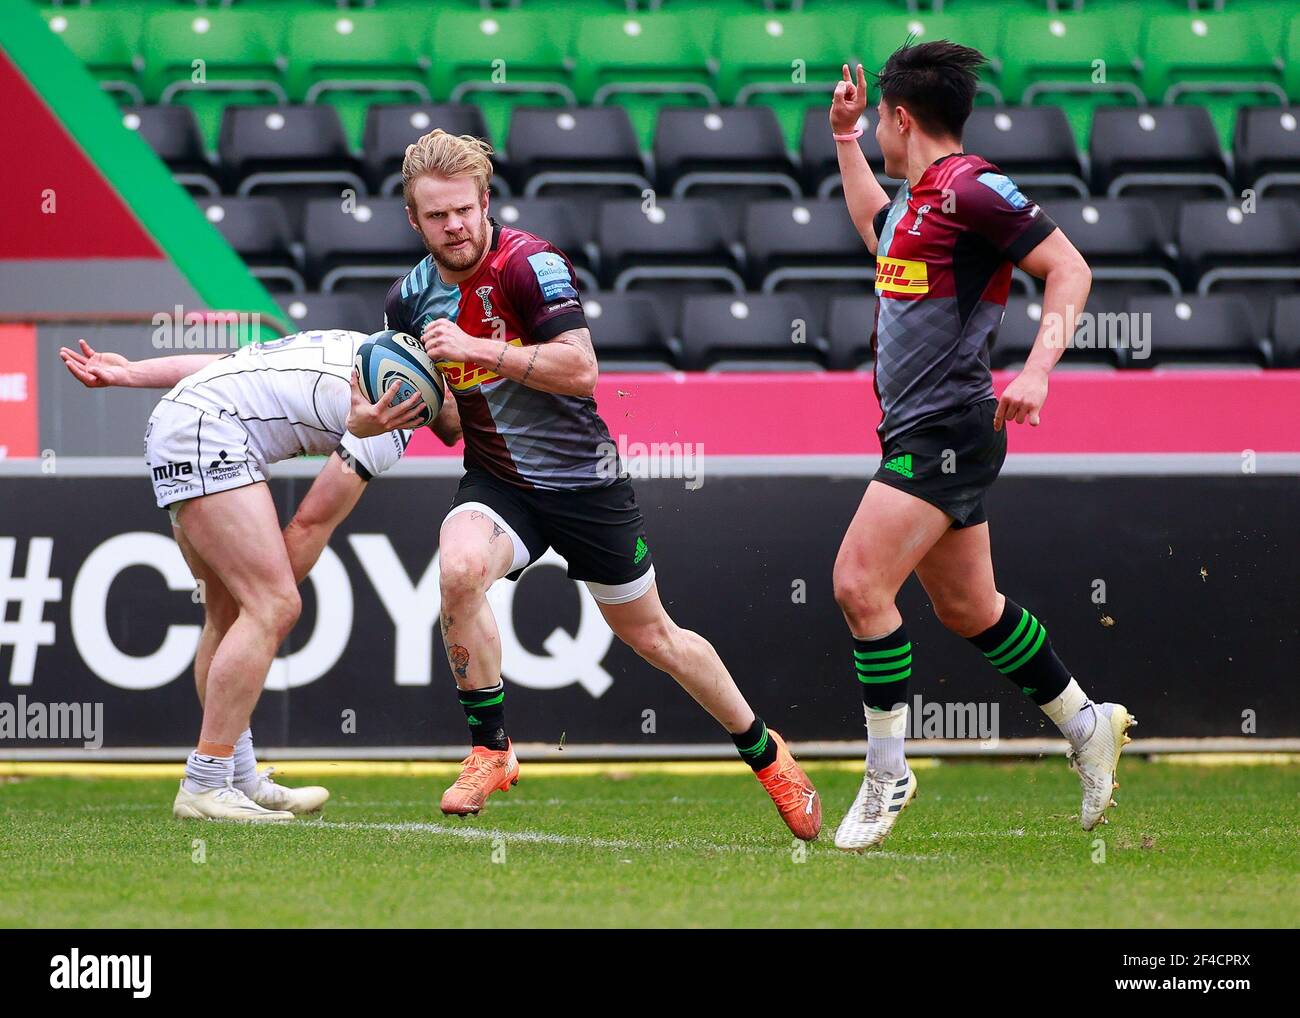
[426,220,488,273]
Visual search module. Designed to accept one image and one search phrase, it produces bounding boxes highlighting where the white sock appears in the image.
[183,750,234,793]
[1045,678,1099,750]
[865,703,909,780]
[233,728,259,794]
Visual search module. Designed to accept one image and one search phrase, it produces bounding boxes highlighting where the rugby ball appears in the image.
[354,330,444,428]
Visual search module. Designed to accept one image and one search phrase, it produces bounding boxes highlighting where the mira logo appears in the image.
[50,949,151,998]
[151,461,192,481]
[875,257,929,295]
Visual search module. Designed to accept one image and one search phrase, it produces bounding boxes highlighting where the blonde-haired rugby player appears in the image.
[353,128,822,841]
[60,330,460,821]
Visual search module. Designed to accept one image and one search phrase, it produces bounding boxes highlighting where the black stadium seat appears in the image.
[800,106,897,199]
[653,106,800,203]
[993,295,1128,369]
[219,105,367,233]
[491,198,597,290]
[361,103,494,196]
[1270,295,1300,367]
[962,106,1087,199]
[583,292,677,371]
[825,295,876,371]
[300,197,426,307]
[1089,107,1231,218]
[1125,295,1269,368]
[277,292,376,335]
[742,198,870,294]
[197,197,303,293]
[1177,200,1300,334]
[122,105,218,196]
[506,106,648,199]
[596,198,743,297]
[678,293,825,371]
[1042,198,1178,300]
[1234,106,1300,201]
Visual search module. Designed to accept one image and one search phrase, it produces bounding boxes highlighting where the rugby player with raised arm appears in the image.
[827,44,1134,850]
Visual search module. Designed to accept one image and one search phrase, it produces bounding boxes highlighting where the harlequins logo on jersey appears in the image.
[883,454,914,479]
[476,285,495,321]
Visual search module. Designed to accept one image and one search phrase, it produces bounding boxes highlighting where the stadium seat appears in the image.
[825,295,877,371]
[43,7,144,105]
[493,197,598,290]
[1176,199,1300,335]
[140,10,286,150]
[1125,295,1269,368]
[278,291,377,336]
[572,13,719,151]
[1270,294,1300,367]
[742,198,870,294]
[506,107,649,198]
[998,12,1143,150]
[218,105,366,234]
[285,9,431,149]
[1141,12,1288,149]
[653,106,799,204]
[1089,106,1231,217]
[428,10,574,148]
[995,294,1126,369]
[121,105,219,196]
[1234,106,1300,201]
[859,11,1006,104]
[301,197,427,305]
[962,107,1087,200]
[361,103,494,196]
[1040,198,1179,301]
[799,107,898,200]
[596,198,743,296]
[198,196,303,294]
[583,292,678,371]
[715,11,849,151]
[679,293,825,371]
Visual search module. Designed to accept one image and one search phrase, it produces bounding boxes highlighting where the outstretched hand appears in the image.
[58,339,133,388]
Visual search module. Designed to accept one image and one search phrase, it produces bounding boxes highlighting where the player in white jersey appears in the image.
[61,331,458,821]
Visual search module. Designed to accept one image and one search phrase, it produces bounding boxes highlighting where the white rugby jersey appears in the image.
[160,330,410,477]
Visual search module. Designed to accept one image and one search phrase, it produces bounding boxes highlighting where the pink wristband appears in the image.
[833,126,864,142]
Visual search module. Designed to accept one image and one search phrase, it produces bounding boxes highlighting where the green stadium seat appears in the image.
[999,13,1143,150]
[1141,13,1288,149]
[43,7,145,105]
[1284,10,1300,102]
[716,11,851,152]
[141,10,286,151]
[572,14,718,151]
[428,10,574,148]
[858,11,1005,106]
[285,10,431,149]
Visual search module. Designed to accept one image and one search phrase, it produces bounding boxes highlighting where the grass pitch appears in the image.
[1,759,1296,928]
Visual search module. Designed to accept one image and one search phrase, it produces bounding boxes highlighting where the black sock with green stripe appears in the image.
[968,599,1071,705]
[855,625,912,712]
[458,681,508,750]
[731,717,778,771]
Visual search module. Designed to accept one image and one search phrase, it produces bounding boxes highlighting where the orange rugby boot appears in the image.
[754,729,822,841]
[440,741,520,816]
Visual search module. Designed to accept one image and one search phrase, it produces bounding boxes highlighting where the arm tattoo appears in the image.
[493,343,507,374]
[521,345,541,385]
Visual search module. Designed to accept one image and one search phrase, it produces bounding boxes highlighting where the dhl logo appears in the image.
[875,256,929,295]
[437,338,525,391]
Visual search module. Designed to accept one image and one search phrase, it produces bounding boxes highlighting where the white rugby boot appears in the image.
[173,780,294,823]
[246,767,330,815]
[833,768,918,851]
[1068,702,1137,831]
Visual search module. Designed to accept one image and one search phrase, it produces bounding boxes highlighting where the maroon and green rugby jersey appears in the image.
[385,217,617,490]
[870,153,1058,443]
